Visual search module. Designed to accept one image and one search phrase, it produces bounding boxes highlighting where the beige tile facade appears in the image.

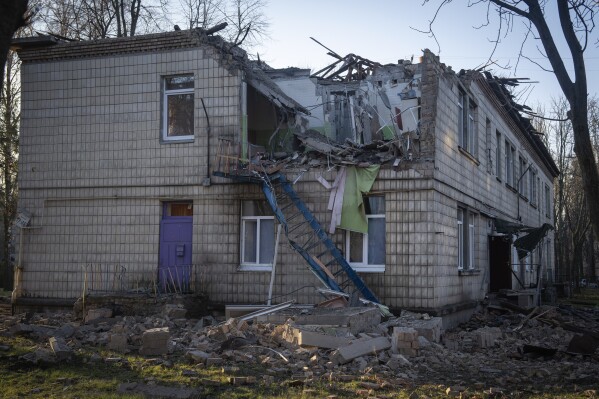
[15,34,556,322]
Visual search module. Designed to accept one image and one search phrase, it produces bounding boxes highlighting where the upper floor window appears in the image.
[530,168,538,206]
[544,184,551,218]
[495,131,502,179]
[240,201,275,271]
[163,74,194,142]
[458,90,477,156]
[505,140,515,187]
[345,196,386,272]
[518,156,528,197]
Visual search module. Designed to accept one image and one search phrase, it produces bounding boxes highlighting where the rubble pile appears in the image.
[1,302,599,393]
[243,130,404,176]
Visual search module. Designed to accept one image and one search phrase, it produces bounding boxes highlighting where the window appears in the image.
[518,156,528,196]
[504,140,515,187]
[485,118,492,173]
[457,207,476,270]
[240,201,275,270]
[345,196,386,272]
[458,90,477,156]
[495,131,502,179]
[162,74,194,141]
[530,168,538,206]
[546,239,552,282]
[544,184,551,218]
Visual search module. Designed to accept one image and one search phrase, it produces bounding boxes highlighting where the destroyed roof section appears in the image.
[466,71,560,178]
[245,65,310,114]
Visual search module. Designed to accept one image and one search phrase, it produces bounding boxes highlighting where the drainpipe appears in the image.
[200,98,211,186]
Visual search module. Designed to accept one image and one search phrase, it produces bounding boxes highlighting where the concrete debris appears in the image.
[391,327,419,357]
[84,307,113,323]
[163,304,187,319]
[139,327,170,356]
[2,300,599,393]
[49,336,73,360]
[332,336,391,364]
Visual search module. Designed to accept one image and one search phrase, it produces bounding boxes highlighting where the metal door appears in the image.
[159,202,193,292]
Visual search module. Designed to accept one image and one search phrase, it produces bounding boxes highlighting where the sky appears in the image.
[252,0,599,112]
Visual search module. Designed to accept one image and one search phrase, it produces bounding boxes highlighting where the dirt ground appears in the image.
[1,291,598,398]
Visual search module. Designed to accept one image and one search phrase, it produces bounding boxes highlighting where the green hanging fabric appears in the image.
[339,165,380,233]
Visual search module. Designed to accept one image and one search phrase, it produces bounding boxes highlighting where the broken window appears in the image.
[162,74,194,141]
[240,200,275,270]
[458,90,477,156]
[345,196,385,272]
[457,207,476,271]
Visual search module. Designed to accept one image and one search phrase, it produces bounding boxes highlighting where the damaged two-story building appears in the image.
[11,28,558,326]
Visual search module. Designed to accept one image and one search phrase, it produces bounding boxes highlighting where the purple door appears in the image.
[159,202,193,292]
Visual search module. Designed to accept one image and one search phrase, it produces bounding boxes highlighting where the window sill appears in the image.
[161,137,195,144]
[350,265,385,273]
[530,203,538,209]
[505,184,518,194]
[458,147,480,166]
[458,268,481,276]
[519,194,529,202]
[496,177,502,183]
[238,264,272,272]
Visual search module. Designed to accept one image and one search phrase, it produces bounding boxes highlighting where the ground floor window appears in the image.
[458,207,476,270]
[345,196,386,272]
[240,200,275,271]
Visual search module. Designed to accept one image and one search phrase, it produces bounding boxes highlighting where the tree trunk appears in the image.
[0,0,28,93]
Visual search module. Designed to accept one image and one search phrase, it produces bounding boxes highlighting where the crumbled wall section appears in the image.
[418,49,441,161]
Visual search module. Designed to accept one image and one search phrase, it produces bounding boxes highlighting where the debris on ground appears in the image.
[1,300,599,394]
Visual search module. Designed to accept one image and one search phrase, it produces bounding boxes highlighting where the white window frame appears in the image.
[530,168,538,206]
[519,156,528,197]
[345,200,386,273]
[505,140,515,187]
[240,202,275,271]
[458,90,477,156]
[495,131,502,179]
[544,184,551,218]
[457,208,476,271]
[468,215,475,269]
[162,74,195,142]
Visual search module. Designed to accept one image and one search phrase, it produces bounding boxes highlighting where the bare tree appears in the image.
[35,0,168,39]
[424,1,599,241]
[0,0,29,94]
[219,0,269,48]
[179,0,222,30]
[0,48,22,290]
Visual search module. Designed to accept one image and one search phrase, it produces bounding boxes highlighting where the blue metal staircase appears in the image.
[260,173,380,303]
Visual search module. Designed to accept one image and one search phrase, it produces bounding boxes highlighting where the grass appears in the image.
[2,334,597,399]
[2,288,599,398]
[560,287,599,308]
